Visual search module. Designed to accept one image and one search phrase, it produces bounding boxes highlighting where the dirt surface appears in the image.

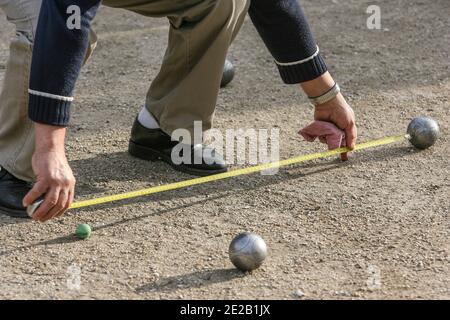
[0,0,449,300]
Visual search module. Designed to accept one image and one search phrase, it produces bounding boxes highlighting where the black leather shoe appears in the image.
[0,166,31,218]
[128,119,228,176]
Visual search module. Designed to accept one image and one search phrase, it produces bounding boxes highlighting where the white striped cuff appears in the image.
[275,46,320,67]
[28,89,74,102]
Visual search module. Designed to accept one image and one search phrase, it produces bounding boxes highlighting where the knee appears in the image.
[232,0,252,16]
[1,0,41,43]
[203,0,249,32]
[219,0,250,22]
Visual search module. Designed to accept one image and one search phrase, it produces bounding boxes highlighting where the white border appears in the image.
[28,89,74,102]
[275,46,320,66]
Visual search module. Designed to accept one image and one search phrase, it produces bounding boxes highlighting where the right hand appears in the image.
[22,124,75,222]
[314,93,357,161]
[300,72,357,161]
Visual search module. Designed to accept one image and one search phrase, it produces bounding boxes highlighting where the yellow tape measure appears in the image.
[68,134,407,210]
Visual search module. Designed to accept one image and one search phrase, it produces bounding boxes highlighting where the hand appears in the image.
[300,72,357,161]
[22,124,75,222]
[314,93,357,160]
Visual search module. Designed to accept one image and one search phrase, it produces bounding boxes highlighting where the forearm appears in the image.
[249,0,327,84]
[28,0,101,126]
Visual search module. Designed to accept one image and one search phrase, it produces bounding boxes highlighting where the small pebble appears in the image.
[293,289,305,298]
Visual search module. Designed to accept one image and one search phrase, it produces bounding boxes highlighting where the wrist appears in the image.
[308,83,341,107]
[314,92,345,109]
[300,71,335,97]
[34,123,66,153]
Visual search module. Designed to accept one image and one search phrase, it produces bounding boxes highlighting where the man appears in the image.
[0,0,356,222]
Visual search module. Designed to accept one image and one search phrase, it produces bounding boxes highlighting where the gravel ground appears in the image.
[0,0,449,299]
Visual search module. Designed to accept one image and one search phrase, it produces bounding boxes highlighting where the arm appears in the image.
[24,0,101,221]
[248,0,327,83]
[28,0,101,125]
[249,0,357,159]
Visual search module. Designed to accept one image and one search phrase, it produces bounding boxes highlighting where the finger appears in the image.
[52,189,70,219]
[345,122,357,150]
[42,189,68,222]
[23,181,48,207]
[32,187,60,222]
[68,185,75,208]
[56,189,71,218]
[340,136,349,161]
[59,183,75,218]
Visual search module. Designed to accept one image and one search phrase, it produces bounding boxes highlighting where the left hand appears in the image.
[313,93,357,161]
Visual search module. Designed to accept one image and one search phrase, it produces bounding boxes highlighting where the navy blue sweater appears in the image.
[29,0,327,126]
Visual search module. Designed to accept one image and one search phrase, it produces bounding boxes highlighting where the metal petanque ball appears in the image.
[26,199,44,218]
[229,232,268,272]
[407,117,440,149]
[221,59,235,88]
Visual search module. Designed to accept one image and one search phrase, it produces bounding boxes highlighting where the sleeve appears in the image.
[28,0,101,126]
[248,0,328,84]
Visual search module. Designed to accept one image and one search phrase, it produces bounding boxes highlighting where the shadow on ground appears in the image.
[136,268,245,293]
[69,144,417,200]
[0,196,218,256]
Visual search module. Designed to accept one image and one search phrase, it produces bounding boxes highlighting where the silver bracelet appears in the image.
[308,83,340,106]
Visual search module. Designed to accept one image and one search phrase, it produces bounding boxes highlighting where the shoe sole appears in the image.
[128,140,228,177]
[0,207,29,219]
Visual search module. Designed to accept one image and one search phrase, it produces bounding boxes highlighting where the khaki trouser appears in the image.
[0,0,97,182]
[0,0,42,182]
[0,0,249,182]
[103,0,249,134]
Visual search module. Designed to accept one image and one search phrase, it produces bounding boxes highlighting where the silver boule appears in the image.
[407,117,440,149]
[26,199,44,218]
[229,232,268,272]
[220,59,235,88]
